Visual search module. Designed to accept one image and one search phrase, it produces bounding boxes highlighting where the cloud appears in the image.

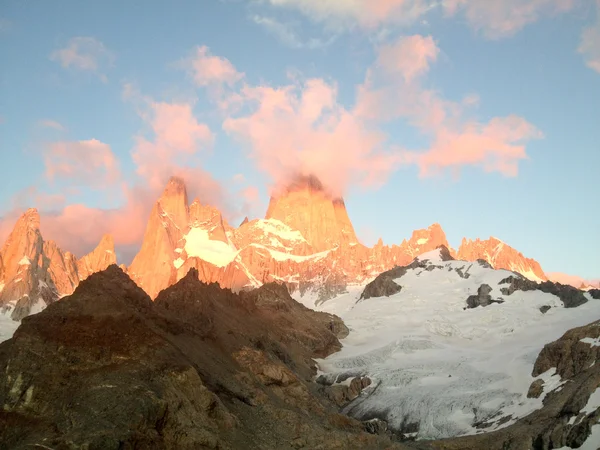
[251,14,336,48]
[262,0,435,30]
[444,0,576,39]
[355,34,543,177]
[38,119,66,131]
[223,77,398,197]
[186,45,245,87]
[578,0,600,73]
[547,272,600,288]
[132,101,215,190]
[44,139,121,187]
[261,0,575,38]
[191,35,540,193]
[50,37,114,81]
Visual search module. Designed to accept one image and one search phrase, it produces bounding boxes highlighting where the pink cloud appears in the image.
[374,34,439,82]
[355,35,542,177]
[264,0,433,30]
[547,272,600,288]
[50,37,114,81]
[38,119,65,131]
[44,139,121,187]
[132,101,214,190]
[444,0,576,39]
[578,0,600,73]
[188,45,244,87]
[264,0,574,37]
[223,77,399,197]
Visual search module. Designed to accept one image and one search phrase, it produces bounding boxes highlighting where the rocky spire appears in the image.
[265,174,359,252]
[77,234,117,281]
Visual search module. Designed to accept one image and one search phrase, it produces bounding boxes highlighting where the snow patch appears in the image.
[582,386,600,415]
[255,219,307,243]
[173,258,184,269]
[417,238,429,245]
[19,256,31,265]
[184,228,239,267]
[580,337,600,347]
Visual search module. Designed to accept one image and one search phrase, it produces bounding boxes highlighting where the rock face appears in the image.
[458,237,547,282]
[265,174,359,252]
[76,234,117,281]
[0,209,117,321]
[0,266,407,450]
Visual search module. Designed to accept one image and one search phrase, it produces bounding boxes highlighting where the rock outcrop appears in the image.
[0,265,407,449]
[500,276,588,308]
[458,236,547,282]
[465,284,504,308]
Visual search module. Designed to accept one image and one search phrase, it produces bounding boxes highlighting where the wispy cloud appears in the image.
[44,139,121,187]
[50,37,115,82]
[184,45,245,87]
[251,14,336,49]
[259,0,576,39]
[578,0,600,73]
[38,119,66,131]
[444,0,577,39]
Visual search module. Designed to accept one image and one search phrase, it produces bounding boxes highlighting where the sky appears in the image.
[0,0,598,279]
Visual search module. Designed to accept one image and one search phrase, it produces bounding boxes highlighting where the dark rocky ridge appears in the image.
[500,276,588,308]
[0,265,407,450]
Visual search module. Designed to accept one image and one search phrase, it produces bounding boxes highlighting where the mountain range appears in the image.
[0,175,560,320]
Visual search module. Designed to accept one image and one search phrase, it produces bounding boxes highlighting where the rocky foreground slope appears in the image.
[0,265,407,450]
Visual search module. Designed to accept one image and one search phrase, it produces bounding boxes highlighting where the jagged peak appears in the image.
[160,176,188,200]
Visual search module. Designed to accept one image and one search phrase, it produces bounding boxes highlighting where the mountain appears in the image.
[265,174,359,252]
[1,175,557,319]
[0,208,116,320]
[457,236,547,282]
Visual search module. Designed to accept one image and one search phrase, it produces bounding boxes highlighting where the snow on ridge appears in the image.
[183,227,239,268]
[249,244,329,263]
[307,257,600,440]
[416,248,444,262]
[254,219,307,243]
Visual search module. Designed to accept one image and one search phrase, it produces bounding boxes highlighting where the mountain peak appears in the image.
[265,174,358,252]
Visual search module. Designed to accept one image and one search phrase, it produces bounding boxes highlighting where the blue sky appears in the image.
[0,0,598,279]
